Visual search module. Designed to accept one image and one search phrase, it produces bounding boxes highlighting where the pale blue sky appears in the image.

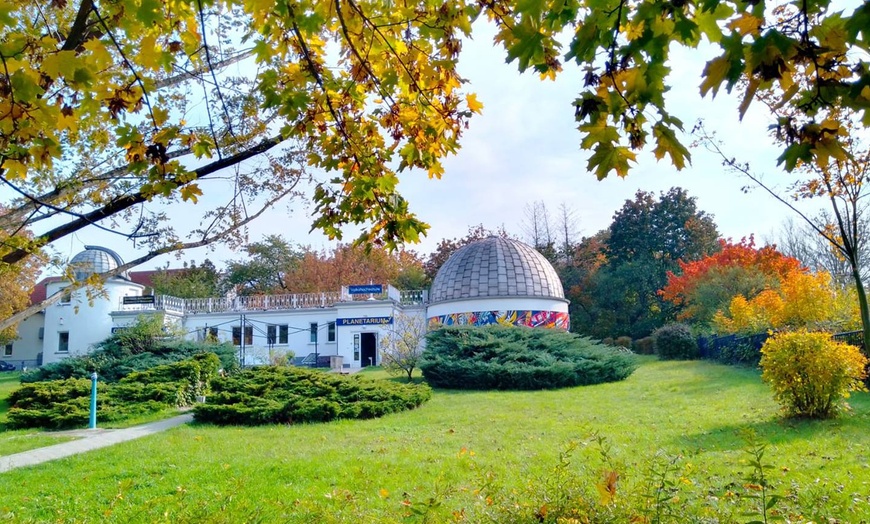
[52,22,819,271]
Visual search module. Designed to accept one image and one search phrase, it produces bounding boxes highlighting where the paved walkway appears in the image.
[0,413,193,473]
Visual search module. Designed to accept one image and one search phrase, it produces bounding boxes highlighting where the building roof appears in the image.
[429,237,565,304]
[69,246,128,280]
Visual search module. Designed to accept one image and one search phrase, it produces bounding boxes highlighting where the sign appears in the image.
[123,295,155,305]
[348,284,383,295]
[337,316,393,326]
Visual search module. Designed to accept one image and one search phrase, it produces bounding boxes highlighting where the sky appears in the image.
[49,21,819,272]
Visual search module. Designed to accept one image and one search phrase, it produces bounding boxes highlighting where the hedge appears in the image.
[419,325,637,390]
[194,366,431,425]
[6,353,221,429]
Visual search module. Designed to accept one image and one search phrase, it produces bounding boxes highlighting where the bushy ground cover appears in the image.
[2,359,869,522]
[421,325,637,389]
[0,372,79,456]
[5,353,220,430]
[193,366,432,425]
[21,316,238,384]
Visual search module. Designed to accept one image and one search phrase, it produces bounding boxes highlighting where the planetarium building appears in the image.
[3,238,568,370]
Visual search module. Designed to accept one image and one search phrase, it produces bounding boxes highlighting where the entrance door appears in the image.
[360,332,377,367]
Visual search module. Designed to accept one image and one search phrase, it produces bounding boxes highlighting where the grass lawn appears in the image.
[0,372,82,457]
[1,358,869,522]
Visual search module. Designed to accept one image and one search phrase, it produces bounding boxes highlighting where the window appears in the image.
[60,288,71,304]
[232,326,253,346]
[58,332,69,353]
[267,324,289,345]
[3,343,12,356]
[327,322,336,342]
[310,322,318,343]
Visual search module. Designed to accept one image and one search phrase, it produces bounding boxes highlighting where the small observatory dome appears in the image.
[428,237,569,329]
[69,245,128,281]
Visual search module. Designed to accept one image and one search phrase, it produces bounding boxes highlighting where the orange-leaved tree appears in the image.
[660,237,801,329]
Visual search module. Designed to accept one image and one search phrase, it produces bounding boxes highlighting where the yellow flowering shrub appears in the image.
[760,330,868,418]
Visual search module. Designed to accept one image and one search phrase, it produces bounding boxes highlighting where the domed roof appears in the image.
[69,246,127,281]
[430,237,565,303]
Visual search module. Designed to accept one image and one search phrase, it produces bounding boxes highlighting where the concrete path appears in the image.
[0,413,193,473]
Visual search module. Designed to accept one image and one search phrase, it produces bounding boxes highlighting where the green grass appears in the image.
[0,371,83,456]
[1,359,869,522]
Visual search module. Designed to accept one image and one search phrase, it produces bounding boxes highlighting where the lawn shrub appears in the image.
[633,337,655,355]
[614,336,632,349]
[5,354,219,429]
[193,366,431,425]
[21,330,237,384]
[653,323,699,360]
[419,325,637,390]
[760,330,868,418]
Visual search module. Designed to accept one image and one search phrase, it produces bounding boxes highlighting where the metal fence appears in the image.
[698,329,866,366]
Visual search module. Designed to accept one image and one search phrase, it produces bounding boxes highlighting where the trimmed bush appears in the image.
[760,330,868,418]
[633,337,655,355]
[419,325,637,390]
[193,366,431,425]
[653,323,699,360]
[6,354,221,429]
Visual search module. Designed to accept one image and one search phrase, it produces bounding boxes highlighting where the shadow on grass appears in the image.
[676,395,870,454]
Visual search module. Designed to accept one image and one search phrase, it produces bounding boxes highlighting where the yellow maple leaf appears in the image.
[728,13,762,37]
[466,93,483,114]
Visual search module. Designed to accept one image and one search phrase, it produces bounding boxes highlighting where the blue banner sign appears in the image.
[337,316,393,326]
[348,284,383,294]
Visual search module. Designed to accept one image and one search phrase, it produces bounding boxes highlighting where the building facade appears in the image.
[1,238,569,370]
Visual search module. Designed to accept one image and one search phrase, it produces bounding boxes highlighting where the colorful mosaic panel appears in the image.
[428,310,569,330]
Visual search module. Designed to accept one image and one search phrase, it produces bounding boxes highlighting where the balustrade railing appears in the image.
[118,290,354,314]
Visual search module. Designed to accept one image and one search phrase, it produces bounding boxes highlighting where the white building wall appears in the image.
[41,279,144,365]
[3,312,44,369]
[181,308,342,366]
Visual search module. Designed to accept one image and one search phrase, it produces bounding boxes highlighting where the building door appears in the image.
[360,332,377,367]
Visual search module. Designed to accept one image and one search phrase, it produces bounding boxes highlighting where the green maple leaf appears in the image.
[652,123,691,170]
[587,142,637,179]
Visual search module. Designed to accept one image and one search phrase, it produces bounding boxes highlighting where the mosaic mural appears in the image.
[428,310,570,330]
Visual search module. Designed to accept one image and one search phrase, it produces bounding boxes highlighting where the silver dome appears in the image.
[430,237,565,303]
[69,246,127,281]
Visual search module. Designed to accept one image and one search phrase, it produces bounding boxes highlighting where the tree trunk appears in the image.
[851,264,870,354]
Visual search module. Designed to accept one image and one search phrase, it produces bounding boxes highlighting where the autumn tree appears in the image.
[283,243,425,293]
[660,237,802,330]
[3,0,868,334]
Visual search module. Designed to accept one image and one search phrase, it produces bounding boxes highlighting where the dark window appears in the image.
[60,288,71,304]
[267,325,277,345]
[233,326,253,345]
[279,325,288,344]
[327,322,336,342]
[58,332,69,353]
[3,343,12,356]
[310,322,318,343]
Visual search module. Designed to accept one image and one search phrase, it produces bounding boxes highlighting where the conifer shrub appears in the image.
[21,316,237,383]
[6,354,220,429]
[760,330,868,418]
[653,323,699,360]
[193,366,431,425]
[419,325,637,390]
